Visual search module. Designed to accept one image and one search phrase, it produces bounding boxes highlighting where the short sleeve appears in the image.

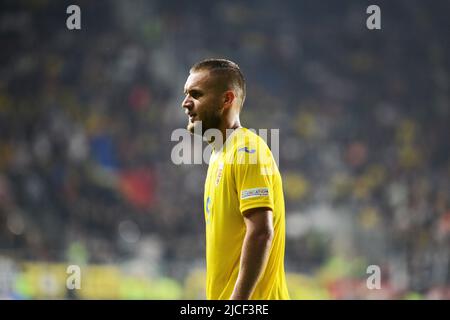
[233,140,275,215]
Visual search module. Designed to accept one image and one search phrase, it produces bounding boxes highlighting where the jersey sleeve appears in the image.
[232,139,276,215]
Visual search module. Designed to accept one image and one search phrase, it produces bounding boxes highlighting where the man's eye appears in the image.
[191,91,202,99]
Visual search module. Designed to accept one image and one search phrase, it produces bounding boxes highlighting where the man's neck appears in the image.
[210,122,243,152]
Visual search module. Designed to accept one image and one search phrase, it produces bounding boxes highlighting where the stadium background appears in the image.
[0,0,449,299]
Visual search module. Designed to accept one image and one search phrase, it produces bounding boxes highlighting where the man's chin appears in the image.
[187,121,202,135]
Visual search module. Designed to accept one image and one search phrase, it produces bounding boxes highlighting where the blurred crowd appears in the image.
[0,0,449,299]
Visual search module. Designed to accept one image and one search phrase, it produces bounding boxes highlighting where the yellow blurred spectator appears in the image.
[283,172,310,201]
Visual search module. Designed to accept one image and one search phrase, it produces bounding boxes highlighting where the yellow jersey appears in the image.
[204,127,290,300]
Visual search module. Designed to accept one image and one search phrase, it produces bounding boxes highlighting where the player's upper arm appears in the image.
[242,207,274,238]
[234,142,275,215]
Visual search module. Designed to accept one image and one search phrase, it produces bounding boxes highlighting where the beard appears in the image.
[187,119,200,135]
[187,109,222,137]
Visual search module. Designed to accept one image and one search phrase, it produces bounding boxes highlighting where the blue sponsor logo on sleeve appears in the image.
[238,147,256,154]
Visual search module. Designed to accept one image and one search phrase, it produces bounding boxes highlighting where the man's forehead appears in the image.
[184,70,212,91]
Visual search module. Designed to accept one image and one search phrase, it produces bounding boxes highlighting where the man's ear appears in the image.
[223,91,235,109]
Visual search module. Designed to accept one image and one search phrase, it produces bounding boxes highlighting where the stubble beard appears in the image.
[187,110,222,137]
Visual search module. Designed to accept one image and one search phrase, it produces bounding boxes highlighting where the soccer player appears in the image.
[182,59,290,300]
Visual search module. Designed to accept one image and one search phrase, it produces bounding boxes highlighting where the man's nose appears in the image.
[182,96,193,110]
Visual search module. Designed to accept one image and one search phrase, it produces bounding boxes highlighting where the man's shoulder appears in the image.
[224,128,273,166]
[229,128,270,152]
